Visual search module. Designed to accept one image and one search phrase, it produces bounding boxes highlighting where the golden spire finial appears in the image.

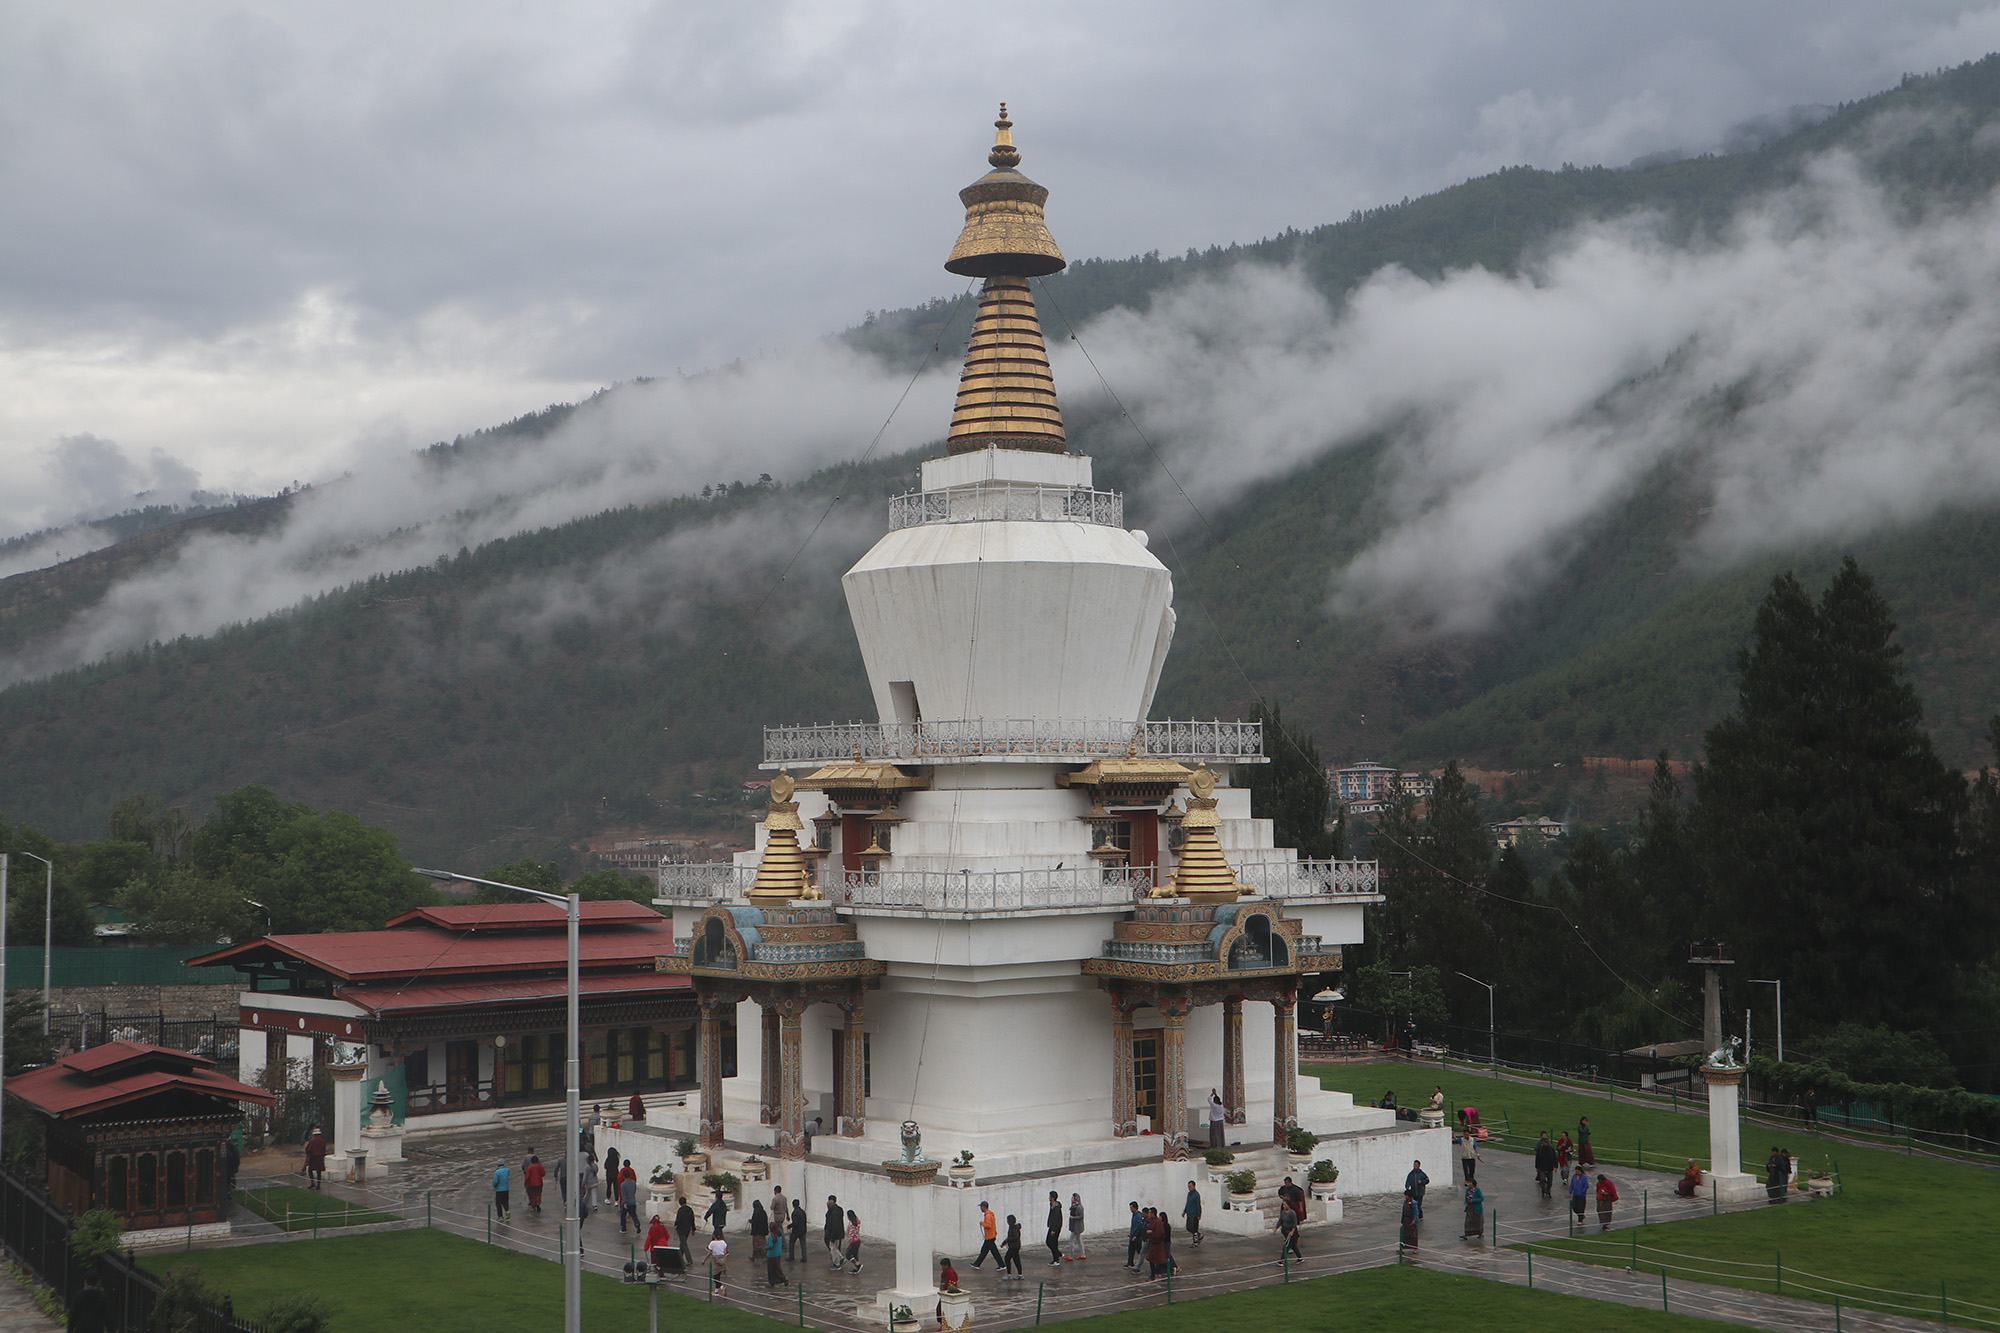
[989,102,1020,170]
[747,768,815,905]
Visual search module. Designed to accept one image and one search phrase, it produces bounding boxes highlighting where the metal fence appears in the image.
[46,1012,239,1074]
[2,945,236,987]
[0,1167,266,1332]
[761,717,1267,767]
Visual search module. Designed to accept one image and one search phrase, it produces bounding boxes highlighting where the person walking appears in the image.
[1182,1179,1203,1247]
[843,1209,864,1273]
[581,1153,600,1217]
[1276,1198,1302,1258]
[67,1273,109,1333]
[645,1214,673,1274]
[675,1196,697,1265]
[1780,1147,1794,1196]
[705,1189,729,1239]
[973,1201,1003,1269]
[303,1126,327,1190]
[1277,1175,1305,1220]
[1404,1160,1429,1219]
[771,1185,789,1243]
[1124,1200,1145,1270]
[788,1197,809,1262]
[1594,1173,1619,1230]
[1766,1147,1790,1203]
[584,1103,603,1155]
[1463,1181,1485,1239]
[1577,1115,1595,1168]
[1459,1130,1480,1184]
[1208,1088,1226,1148]
[1144,1207,1170,1281]
[523,1153,546,1214]
[1568,1162,1589,1226]
[1002,1214,1024,1279]
[1044,1191,1064,1266]
[492,1160,512,1221]
[706,1234,729,1297]
[1399,1190,1420,1254]
[749,1198,770,1256]
[1555,1131,1574,1182]
[765,1227,787,1288]
[604,1145,621,1187]
[824,1195,846,1269]
[1066,1193,1087,1260]
[618,1168,640,1233]
[1534,1132,1557,1198]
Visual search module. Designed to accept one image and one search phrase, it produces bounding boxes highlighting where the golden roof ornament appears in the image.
[944,104,1069,455]
[748,767,818,904]
[1155,763,1246,904]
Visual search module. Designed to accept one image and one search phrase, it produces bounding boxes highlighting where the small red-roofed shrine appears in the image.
[4,1042,272,1231]
[188,899,700,1140]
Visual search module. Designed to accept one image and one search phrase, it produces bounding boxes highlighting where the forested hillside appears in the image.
[4,60,2000,867]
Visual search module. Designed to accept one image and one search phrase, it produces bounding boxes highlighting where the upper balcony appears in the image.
[760,718,1265,768]
[887,483,1124,531]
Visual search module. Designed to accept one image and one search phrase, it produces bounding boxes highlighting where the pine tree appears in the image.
[1695,558,1974,1037]
[1244,702,1340,859]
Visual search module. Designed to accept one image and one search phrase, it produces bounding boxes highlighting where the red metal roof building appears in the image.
[4,1042,272,1230]
[188,900,702,1131]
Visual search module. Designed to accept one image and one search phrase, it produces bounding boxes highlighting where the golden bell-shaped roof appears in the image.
[944,104,1066,279]
[1156,765,1246,905]
[748,771,818,905]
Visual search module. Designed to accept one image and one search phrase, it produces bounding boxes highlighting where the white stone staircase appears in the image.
[494,1092,691,1135]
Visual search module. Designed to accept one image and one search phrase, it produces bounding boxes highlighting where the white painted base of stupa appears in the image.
[1699,1171,1762,1204]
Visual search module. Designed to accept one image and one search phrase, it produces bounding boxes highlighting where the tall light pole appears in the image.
[1749,979,1783,1063]
[244,899,272,936]
[1456,972,1496,1069]
[416,870,581,1333]
[17,852,54,1036]
[2,855,10,1170]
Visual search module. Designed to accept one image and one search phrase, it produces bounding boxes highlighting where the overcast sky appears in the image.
[6,1,2000,537]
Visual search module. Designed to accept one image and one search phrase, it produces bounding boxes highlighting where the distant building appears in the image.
[1333,762,1399,808]
[741,779,772,802]
[1396,772,1435,799]
[1489,815,1567,848]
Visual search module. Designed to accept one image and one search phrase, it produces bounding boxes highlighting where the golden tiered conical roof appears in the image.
[1156,765,1246,905]
[747,771,818,905]
[944,105,1069,456]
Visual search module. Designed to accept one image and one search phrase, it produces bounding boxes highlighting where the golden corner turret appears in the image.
[944,104,1069,455]
[747,770,820,906]
[1154,764,1248,905]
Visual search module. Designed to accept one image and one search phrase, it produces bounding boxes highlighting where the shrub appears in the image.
[70,1210,125,1263]
[1308,1159,1339,1185]
[1202,1147,1234,1166]
[703,1171,741,1198]
[674,1138,698,1158]
[1285,1126,1320,1154]
[1224,1169,1257,1194]
[262,1293,334,1333]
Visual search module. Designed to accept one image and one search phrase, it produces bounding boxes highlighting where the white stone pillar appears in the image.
[1700,1065,1759,1202]
[329,1056,367,1160]
[873,1158,942,1323]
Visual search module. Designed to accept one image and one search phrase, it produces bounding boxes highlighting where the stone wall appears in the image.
[44,983,238,1023]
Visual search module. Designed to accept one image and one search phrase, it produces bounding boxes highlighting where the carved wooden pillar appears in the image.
[697,998,727,1148]
[1222,996,1246,1126]
[758,1005,780,1126]
[1110,997,1137,1139]
[1272,989,1299,1145]
[839,998,867,1137]
[1159,995,1190,1161]
[775,997,808,1160]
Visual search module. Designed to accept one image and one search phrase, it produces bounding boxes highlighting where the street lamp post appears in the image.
[1456,971,1497,1069]
[1749,979,1783,1063]
[244,899,272,936]
[17,852,54,1036]
[417,869,581,1333]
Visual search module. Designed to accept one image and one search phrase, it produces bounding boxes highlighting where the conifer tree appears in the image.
[1695,558,1975,1037]
[1244,702,1340,859]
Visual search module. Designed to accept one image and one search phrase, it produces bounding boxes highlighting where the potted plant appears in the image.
[1203,1146,1234,1181]
[889,1303,921,1333]
[703,1171,743,1207]
[677,1137,708,1174]
[739,1154,770,1183]
[1308,1159,1339,1200]
[648,1163,677,1205]
[1224,1168,1257,1210]
[1284,1126,1319,1169]
[938,1280,973,1328]
[948,1150,976,1188]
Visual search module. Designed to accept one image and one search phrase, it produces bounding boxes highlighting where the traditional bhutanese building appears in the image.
[644,106,1444,1256]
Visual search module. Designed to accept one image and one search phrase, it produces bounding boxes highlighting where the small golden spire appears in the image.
[748,768,815,904]
[1154,763,1246,904]
[989,102,1020,170]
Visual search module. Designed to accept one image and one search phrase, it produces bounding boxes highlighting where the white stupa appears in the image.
[653,106,1442,1262]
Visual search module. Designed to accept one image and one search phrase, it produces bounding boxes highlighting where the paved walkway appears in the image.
[210,1131,1952,1333]
[0,1263,61,1331]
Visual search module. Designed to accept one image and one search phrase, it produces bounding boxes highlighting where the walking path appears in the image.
[200,1130,1952,1333]
[0,1263,61,1331]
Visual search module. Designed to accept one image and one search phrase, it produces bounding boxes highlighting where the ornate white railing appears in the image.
[1234,859,1382,900]
[888,484,1124,531]
[829,867,1156,912]
[761,718,1265,767]
[657,863,756,901]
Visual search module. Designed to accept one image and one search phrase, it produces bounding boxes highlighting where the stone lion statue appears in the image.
[900,1120,925,1164]
[1707,1036,1742,1068]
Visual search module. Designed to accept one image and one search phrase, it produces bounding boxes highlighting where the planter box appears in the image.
[1227,1191,1256,1211]
[681,1154,710,1174]
[1286,1153,1313,1173]
[947,1165,976,1189]
[739,1161,771,1183]
[939,1289,974,1330]
[889,1319,921,1333]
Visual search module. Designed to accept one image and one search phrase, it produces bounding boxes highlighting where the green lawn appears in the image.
[1311,1061,2000,1326]
[144,1230,781,1332]
[233,1184,396,1231]
[1062,1263,1730,1331]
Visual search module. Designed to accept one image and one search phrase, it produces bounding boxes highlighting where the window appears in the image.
[504,1040,524,1094]
[615,1030,635,1084]
[1133,1033,1160,1120]
[166,1153,187,1208]
[670,1028,695,1088]
[644,1030,665,1083]
[405,1047,430,1090]
[107,1157,128,1211]
[194,1149,215,1204]
[135,1154,158,1210]
[587,1031,611,1089]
